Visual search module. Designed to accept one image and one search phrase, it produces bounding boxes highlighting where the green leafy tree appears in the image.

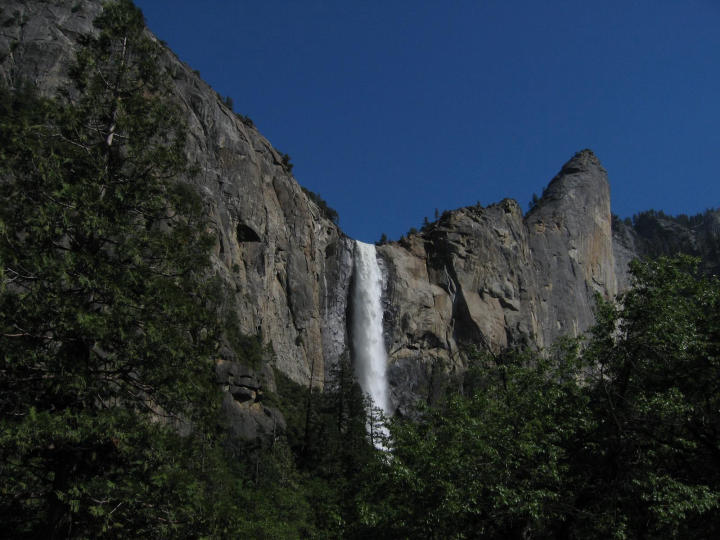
[356,256,720,538]
[570,255,720,538]
[0,1,244,536]
[358,343,588,539]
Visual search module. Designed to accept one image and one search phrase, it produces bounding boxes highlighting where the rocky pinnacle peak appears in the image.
[537,149,609,204]
[559,148,606,175]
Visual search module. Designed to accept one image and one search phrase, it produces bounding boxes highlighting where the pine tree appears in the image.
[0,1,237,536]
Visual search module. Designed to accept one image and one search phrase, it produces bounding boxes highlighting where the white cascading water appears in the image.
[352,241,391,425]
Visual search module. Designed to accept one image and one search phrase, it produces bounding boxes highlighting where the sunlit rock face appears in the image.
[525,149,618,347]
[377,150,620,412]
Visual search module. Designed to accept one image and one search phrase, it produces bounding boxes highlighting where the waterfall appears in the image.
[352,241,391,421]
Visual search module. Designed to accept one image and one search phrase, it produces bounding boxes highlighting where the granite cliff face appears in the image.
[378,150,623,412]
[1,0,357,440]
[1,0,354,392]
[379,151,719,412]
[3,1,717,420]
[526,150,618,345]
[612,208,720,277]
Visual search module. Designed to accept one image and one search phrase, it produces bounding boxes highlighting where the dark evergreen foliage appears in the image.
[302,186,340,225]
[236,112,254,128]
[529,192,540,210]
[0,2,263,536]
[281,152,294,172]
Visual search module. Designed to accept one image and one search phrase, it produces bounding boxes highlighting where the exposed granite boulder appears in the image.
[216,359,285,443]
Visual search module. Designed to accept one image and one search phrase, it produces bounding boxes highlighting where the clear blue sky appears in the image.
[135,0,720,243]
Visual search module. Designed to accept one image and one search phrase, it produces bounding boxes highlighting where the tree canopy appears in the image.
[357,255,720,539]
[0,1,236,536]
